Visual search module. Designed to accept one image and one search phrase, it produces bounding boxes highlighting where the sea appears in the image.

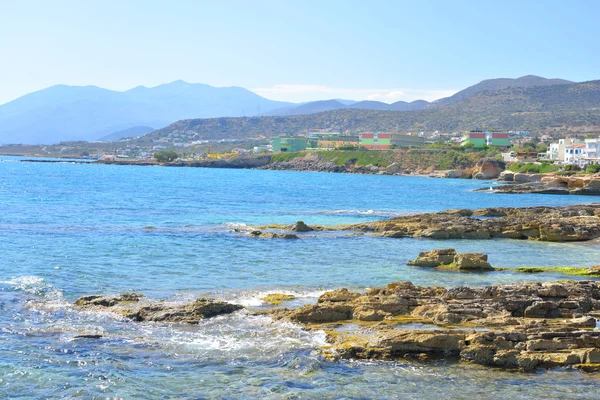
[1,156,599,399]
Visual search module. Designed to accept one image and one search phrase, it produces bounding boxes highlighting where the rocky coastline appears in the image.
[254,204,600,243]
[489,172,600,195]
[269,280,600,371]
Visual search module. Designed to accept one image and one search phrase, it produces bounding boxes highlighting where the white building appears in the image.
[585,138,600,161]
[547,138,586,163]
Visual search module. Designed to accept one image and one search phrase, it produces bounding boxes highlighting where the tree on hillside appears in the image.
[154,150,178,162]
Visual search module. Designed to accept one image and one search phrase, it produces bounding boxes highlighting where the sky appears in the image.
[1,0,599,105]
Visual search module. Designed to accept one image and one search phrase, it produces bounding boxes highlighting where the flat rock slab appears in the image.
[346,204,600,242]
[74,293,243,323]
[271,280,600,371]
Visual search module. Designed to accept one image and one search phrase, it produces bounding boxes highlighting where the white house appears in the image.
[547,138,586,163]
[584,138,600,161]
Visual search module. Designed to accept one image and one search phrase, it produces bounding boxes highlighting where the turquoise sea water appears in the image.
[1,156,600,399]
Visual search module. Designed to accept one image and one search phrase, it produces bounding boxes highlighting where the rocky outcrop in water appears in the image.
[345,204,600,242]
[271,281,600,371]
[407,249,493,271]
[74,293,243,323]
[492,173,600,195]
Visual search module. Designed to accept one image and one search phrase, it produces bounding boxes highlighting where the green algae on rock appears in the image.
[261,293,296,306]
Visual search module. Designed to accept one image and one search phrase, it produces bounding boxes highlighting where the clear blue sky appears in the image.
[1,0,599,104]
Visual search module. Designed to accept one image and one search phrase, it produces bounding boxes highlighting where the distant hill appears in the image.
[266,100,348,116]
[429,75,573,108]
[145,80,600,141]
[97,126,156,142]
[0,81,293,144]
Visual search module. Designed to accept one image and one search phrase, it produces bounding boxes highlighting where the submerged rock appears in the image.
[272,280,600,371]
[74,293,243,323]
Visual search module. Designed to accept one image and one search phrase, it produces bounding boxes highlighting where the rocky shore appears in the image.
[490,172,600,195]
[266,204,600,242]
[270,280,600,371]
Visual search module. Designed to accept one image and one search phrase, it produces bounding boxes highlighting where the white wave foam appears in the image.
[229,289,326,307]
[223,222,256,233]
[3,275,68,308]
[307,209,406,217]
[150,313,327,358]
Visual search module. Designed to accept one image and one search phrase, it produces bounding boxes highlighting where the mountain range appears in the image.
[0,81,292,144]
[0,75,581,144]
[147,79,600,141]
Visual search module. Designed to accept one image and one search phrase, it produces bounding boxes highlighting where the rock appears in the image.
[386,162,402,174]
[74,293,243,323]
[291,221,313,232]
[513,173,545,183]
[319,288,360,303]
[409,249,493,271]
[446,169,471,179]
[270,279,600,371]
[407,248,457,267]
[588,265,600,275]
[453,253,493,271]
[261,293,296,306]
[271,303,353,323]
[471,158,505,180]
[259,233,299,239]
[498,171,515,182]
[348,204,600,243]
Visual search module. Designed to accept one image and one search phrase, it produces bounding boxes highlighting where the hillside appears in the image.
[263,76,573,116]
[145,80,600,141]
[429,75,573,108]
[0,81,292,144]
[97,126,156,142]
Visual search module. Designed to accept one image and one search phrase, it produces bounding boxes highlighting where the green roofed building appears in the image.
[462,130,510,148]
[272,137,311,152]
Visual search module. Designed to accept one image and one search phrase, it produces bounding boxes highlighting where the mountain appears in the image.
[263,76,572,117]
[0,75,579,144]
[97,126,156,142]
[266,100,348,116]
[145,80,600,141]
[429,75,573,108]
[347,100,393,110]
[267,98,432,115]
[0,81,293,144]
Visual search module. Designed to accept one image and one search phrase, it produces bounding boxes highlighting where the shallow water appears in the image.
[1,156,600,398]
